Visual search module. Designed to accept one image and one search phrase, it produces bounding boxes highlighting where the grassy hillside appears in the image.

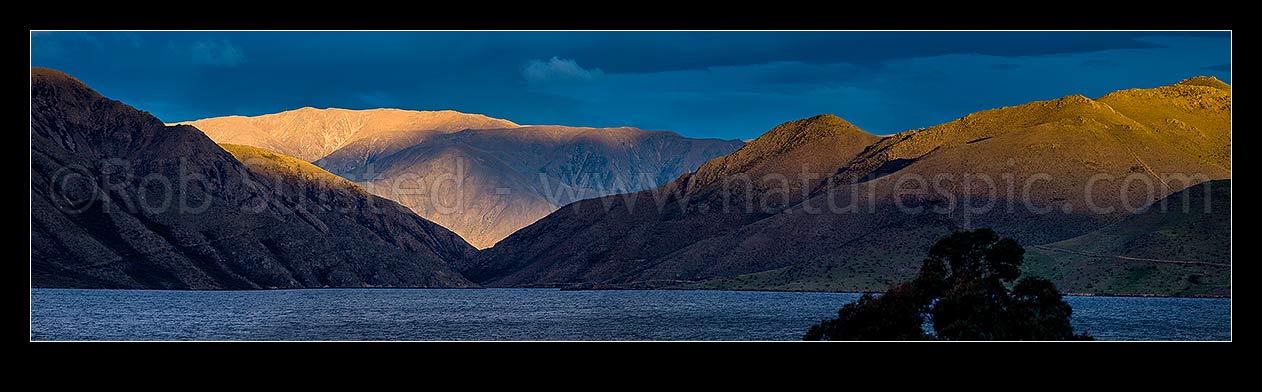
[697,180,1231,297]
[1020,251,1228,297]
[1022,180,1230,297]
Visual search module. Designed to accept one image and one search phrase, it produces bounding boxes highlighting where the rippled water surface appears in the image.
[31,289,1230,341]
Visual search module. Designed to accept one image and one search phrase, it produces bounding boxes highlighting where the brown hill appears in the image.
[1096,76,1231,172]
[472,78,1230,293]
[176,107,519,162]
[686,114,881,208]
[31,68,475,289]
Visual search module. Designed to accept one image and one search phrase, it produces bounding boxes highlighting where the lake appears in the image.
[29,288,1230,341]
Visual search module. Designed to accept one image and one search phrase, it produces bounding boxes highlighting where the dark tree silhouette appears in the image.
[803,282,929,341]
[804,228,1091,341]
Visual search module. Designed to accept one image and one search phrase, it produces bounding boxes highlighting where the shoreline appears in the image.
[562,286,1232,299]
[29,286,1231,299]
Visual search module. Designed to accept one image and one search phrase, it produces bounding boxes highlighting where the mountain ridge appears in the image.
[175,107,520,162]
[471,77,1230,293]
[666,82,1230,291]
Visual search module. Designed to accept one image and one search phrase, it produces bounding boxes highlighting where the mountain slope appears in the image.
[1096,76,1231,172]
[1021,180,1230,296]
[176,107,519,162]
[689,114,876,189]
[474,78,1230,293]
[314,129,452,176]
[684,86,1230,292]
[464,114,881,284]
[31,68,475,289]
[346,125,745,248]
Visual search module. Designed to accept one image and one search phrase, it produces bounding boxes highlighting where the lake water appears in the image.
[29,288,1230,341]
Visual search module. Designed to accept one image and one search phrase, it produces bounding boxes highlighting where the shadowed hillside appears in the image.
[31,68,475,289]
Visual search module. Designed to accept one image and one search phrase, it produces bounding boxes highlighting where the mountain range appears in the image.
[31,68,1230,296]
[183,111,743,248]
[31,68,474,289]
[466,77,1231,295]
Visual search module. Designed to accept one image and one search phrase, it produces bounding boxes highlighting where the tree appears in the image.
[803,282,929,341]
[804,228,1091,341]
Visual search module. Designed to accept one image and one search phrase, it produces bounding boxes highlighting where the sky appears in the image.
[30,31,1230,140]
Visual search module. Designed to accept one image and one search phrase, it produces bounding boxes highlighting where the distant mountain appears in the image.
[334,125,745,248]
[1023,180,1230,297]
[176,107,519,162]
[188,108,744,249]
[31,68,475,289]
[470,78,1230,293]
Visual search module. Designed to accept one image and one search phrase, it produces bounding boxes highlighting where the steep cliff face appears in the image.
[31,68,475,289]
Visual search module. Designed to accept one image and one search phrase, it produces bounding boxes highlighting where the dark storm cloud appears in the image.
[31,31,1230,140]
[542,31,1169,73]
